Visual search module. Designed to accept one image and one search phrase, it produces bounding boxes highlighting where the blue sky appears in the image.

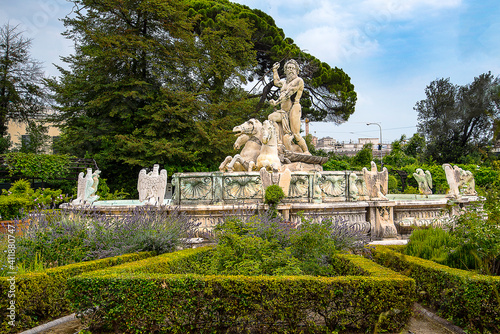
[2,0,500,143]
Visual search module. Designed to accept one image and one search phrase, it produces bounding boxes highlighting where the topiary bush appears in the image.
[264,184,285,218]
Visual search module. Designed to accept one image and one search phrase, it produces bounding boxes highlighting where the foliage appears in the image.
[0,180,67,219]
[387,174,399,193]
[49,0,356,193]
[405,206,500,276]
[0,196,32,220]
[373,246,500,334]
[0,179,34,219]
[3,152,71,181]
[29,188,69,209]
[404,227,456,264]
[415,73,500,163]
[204,211,369,277]
[95,178,129,201]
[67,247,414,334]
[16,121,51,154]
[0,23,47,141]
[450,206,500,275]
[401,133,426,160]
[351,143,373,167]
[0,250,153,333]
[0,134,10,154]
[186,0,357,122]
[264,184,285,218]
[7,179,31,195]
[14,207,199,271]
[384,137,417,167]
[322,157,351,171]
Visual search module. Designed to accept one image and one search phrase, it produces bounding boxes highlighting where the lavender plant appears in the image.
[13,207,199,272]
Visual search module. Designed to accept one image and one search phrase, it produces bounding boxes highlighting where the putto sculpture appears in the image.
[72,168,100,205]
[138,164,168,205]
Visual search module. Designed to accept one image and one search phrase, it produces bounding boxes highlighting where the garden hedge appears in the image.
[68,246,416,333]
[372,245,500,333]
[0,251,154,333]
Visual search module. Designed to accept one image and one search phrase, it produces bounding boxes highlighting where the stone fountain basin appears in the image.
[386,194,448,202]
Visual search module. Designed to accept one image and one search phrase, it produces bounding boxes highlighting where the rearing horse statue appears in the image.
[219,119,263,172]
[256,120,281,172]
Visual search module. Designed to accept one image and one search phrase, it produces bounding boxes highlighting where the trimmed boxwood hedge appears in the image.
[68,246,416,333]
[372,245,500,334]
[0,251,154,333]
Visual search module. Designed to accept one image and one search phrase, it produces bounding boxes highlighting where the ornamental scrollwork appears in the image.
[223,176,262,199]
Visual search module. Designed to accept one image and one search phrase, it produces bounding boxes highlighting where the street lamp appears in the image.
[366,122,383,170]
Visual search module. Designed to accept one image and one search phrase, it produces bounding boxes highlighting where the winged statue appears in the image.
[138,164,168,205]
[362,161,388,200]
[72,168,100,205]
[413,169,432,195]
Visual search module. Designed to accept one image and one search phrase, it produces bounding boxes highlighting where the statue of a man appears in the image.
[268,59,310,154]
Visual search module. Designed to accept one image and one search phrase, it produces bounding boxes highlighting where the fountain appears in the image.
[62,60,482,240]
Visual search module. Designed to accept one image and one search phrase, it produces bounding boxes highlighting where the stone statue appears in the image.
[413,168,433,195]
[443,164,477,197]
[362,161,388,200]
[256,120,281,172]
[268,60,310,155]
[219,119,263,172]
[72,168,100,205]
[138,164,168,205]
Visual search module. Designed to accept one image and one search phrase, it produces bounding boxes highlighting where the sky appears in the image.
[1,0,500,144]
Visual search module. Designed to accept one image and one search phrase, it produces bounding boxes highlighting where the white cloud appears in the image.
[295,26,380,64]
[364,0,462,19]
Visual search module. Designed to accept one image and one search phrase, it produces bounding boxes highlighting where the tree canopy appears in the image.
[184,0,356,122]
[48,0,357,193]
[415,73,500,163]
[0,23,47,152]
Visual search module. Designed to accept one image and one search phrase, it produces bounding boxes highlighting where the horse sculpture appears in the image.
[256,120,282,172]
[219,119,263,172]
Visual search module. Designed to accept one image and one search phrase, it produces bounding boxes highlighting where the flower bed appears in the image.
[68,246,416,333]
[371,245,500,333]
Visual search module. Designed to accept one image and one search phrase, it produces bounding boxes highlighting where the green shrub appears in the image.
[68,247,415,333]
[372,246,500,333]
[404,227,456,264]
[0,251,154,333]
[264,184,285,218]
[388,174,399,193]
[205,213,369,277]
[405,207,500,276]
[30,188,68,209]
[322,159,351,171]
[0,196,32,220]
[3,153,71,181]
[403,185,419,194]
[450,207,500,275]
[8,179,32,196]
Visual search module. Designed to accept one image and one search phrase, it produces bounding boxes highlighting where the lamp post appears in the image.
[366,122,383,169]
